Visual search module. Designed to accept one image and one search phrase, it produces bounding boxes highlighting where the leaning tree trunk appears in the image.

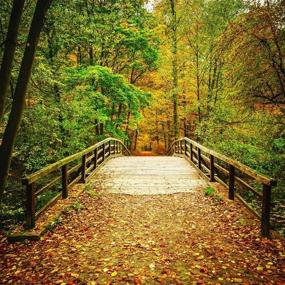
[0,0,25,121]
[0,0,53,198]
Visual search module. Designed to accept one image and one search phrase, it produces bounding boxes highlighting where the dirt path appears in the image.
[1,157,285,284]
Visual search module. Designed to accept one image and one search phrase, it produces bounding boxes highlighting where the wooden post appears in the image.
[81,154,86,183]
[190,144,193,161]
[26,182,35,229]
[108,140,111,156]
[198,148,202,169]
[93,148,97,169]
[228,165,235,200]
[62,164,68,198]
[102,143,105,161]
[261,184,271,237]
[184,140,187,156]
[210,155,215,182]
[180,141,183,154]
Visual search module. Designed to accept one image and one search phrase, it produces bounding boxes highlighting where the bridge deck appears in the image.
[92,156,207,195]
[2,156,284,284]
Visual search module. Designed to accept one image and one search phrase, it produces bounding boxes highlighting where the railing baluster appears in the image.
[102,143,105,161]
[168,137,277,238]
[93,148,97,169]
[81,154,87,183]
[62,165,68,198]
[108,140,111,156]
[198,148,202,169]
[26,182,35,229]
[261,184,271,237]
[210,155,215,182]
[228,165,235,200]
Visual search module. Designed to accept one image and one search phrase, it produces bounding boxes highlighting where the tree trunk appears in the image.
[0,0,25,121]
[0,0,53,197]
[169,0,179,139]
[196,48,201,123]
[125,108,131,134]
[133,129,138,151]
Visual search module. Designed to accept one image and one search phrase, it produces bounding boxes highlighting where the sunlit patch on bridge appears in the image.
[92,156,207,195]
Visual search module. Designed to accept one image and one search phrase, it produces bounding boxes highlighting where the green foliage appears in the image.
[204,186,215,197]
[46,216,62,233]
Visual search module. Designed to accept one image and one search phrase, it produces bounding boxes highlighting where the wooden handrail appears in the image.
[168,137,275,186]
[23,137,130,229]
[168,137,277,237]
[23,138,130,184]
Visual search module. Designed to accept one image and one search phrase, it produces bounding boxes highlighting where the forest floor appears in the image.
[1,157,285,284]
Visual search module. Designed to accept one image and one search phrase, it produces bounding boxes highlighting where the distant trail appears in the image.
[1,157,284,284]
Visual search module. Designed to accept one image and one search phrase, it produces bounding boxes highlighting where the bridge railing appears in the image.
[22,138,130,229]
[168,137,276,237]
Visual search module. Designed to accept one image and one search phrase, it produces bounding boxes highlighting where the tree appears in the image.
[0,0,53,197]
[0,0,25,121]
[169,0,179,139]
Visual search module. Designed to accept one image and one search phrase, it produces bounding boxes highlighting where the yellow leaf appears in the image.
[256,266,263,271]
[111,271,118,277]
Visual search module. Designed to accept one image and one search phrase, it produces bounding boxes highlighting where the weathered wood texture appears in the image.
[23,138,130,229]
[92,156,207,195]
[168,137,276,237]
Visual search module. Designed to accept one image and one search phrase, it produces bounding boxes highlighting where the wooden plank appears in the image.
[67,163,81,175]
[201,153,210,163]
[85,163,94,175]
[35,192,62,219]
[214,175,228,189]
[35,175,61,196]
[214,162,229,175]
[86,153,95,164]
[235,193,261,219]
[68,175,81,188]
[235,176,263,199]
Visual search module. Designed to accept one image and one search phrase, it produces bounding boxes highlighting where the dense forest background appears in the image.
[0,0,284,232]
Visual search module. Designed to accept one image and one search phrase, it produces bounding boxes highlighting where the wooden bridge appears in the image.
[22,137,276,237]
[4,137,285,284]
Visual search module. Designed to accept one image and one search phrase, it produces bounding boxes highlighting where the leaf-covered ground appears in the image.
[1,186,285,284]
